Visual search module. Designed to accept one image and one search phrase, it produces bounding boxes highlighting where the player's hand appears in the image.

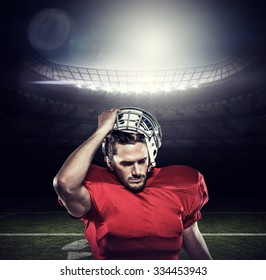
[97,108,120,133]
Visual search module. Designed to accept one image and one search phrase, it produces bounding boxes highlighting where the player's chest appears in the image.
[97,188,184,238]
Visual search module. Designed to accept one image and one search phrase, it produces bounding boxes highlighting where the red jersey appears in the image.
[80,164,209,260]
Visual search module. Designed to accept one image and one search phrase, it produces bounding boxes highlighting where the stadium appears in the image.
[1,0,266,260]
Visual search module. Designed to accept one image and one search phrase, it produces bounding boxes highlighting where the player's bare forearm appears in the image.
[182,222,212,260]
[53,109,119,196]
[53,129,104,190]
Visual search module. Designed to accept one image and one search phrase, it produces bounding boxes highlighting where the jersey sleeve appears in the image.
[182,173,209,229]
[57,164,111,212]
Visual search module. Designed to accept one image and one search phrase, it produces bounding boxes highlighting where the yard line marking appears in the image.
[0,233,83,236]
[203,212,266,214]
[0,212,68,214]
[202,233,266,236]
[0,233,266,236]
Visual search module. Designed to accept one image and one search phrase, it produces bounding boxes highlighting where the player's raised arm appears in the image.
[53,108,119,217]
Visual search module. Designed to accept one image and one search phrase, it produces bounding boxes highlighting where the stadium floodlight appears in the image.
[26,1,257,94]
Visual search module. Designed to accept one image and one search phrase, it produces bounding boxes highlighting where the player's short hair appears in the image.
[103,130,146,159]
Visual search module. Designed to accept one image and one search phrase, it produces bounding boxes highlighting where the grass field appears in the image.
[0,211,265,260]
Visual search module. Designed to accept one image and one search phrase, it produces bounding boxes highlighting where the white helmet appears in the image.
[103,107,162,167]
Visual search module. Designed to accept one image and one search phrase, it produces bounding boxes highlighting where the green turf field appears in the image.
[0,212,265,260]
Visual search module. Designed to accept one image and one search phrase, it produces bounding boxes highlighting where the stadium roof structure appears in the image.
[24,53,257,93]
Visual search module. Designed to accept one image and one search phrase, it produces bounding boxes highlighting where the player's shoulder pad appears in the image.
[159,165,203,185]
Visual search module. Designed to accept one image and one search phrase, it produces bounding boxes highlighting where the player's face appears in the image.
[110,142,149,192]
